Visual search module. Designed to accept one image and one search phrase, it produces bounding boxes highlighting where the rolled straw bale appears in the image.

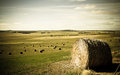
[71,38,112,69]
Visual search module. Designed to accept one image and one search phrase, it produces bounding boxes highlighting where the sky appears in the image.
[0,0,120,30]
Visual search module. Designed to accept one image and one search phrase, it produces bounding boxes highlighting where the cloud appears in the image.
[84,4,96,9]
[71,0,86,2]
[0,0,120,30]
[71,0,120,4]
[74,4,96,10]
[92,10,120,15]
[0,23,10,25]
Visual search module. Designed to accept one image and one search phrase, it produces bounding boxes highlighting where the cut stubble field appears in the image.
[0,30,120,75]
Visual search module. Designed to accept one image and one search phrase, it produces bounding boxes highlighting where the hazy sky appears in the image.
[0,0,120,30]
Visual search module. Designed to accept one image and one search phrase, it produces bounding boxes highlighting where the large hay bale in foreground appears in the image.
[71,38,112,69]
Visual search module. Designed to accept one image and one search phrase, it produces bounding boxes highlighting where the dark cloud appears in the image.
[0,0,120,7]
[0,0,72,7]
[73,0,120,4]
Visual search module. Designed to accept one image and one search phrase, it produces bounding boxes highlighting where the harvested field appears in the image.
[0,30,120,75]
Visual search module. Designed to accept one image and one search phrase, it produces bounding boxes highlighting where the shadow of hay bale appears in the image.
[91,63,120,72]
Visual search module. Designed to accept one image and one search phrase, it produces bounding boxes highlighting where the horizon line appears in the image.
[0,29,120,31]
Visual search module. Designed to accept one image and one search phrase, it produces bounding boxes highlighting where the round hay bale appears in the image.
[34,49,37,52]
[9,53,12,55]
[24,49,26,52]
[53,46,57,49]
[71,38,112,69]
[20,52,23,54]
[40,49,45,53]
[59,48,61,50]
[0,52,2,54]
[62,44,65,46]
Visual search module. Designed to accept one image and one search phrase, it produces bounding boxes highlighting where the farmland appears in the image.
[0,30,120,75]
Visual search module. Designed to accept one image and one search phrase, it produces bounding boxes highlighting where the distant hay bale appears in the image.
[40,49,45,53]
[0,52,2,54]
[62,43,65,46]
[20,52,23,54]
[24,49,26,52]
[71,38,112,69]
[53,46,57,49]
[34,49,37,52]
[9,53,12,55]
[59,48,62,50]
